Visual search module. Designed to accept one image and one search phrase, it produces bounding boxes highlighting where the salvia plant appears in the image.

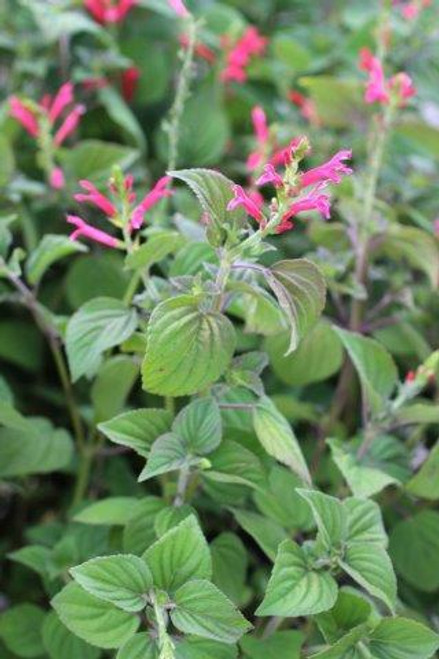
[1,0,439,658]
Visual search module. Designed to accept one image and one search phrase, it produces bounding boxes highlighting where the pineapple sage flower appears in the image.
[9,82,84,189]
[228,138,352,234]
[67,173,172,248]
[221,27,267,83]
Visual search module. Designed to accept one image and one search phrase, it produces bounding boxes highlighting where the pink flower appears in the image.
[67,215,120,248]
[301,150,353,188]
[362,52,390,104]
[54,105,85,146]
[48,82,74,123]
[402,2,420,19]
[130,176,173,229]
[221,27,267,84]
[9,97,39,137]
[227,184,264,222]
[285,185,332,221]
[255,163,283,188]
[84,0,136,24]
[270,136,310,168]
[168,0,189,17]
[49,167,65,190]
[434,219,439,236]
[288,90,320,126]
[390,72,416,103]
[252,106,269,145]
[74,180,117,217]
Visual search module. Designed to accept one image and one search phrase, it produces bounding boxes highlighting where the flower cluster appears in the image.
[84,0,136,24]
[359,49,416,106]
[10,82,84,189]
[221,27,267,83]
[228,131,352,234]
[67,173,172,247]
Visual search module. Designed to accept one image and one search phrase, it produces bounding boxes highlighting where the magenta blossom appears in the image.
[283,184,331,222]
[255,164,283,188]
[359,48,416,107]
[221,27,267,84]
[301,150,353,188]
[9,97,40,137]
[49,167,65,190]
[247,106,269,170]
[74,180,118,217]
[130,176,173,230]
[168,0,189,17]
[84,0,136,24]
[227,185,264,222]
[67,215,121,248]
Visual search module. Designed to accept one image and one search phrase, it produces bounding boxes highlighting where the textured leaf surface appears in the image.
[66,297,138,382]
[142,296,236,396]
[99,409,172,457]
[265,259,326,353]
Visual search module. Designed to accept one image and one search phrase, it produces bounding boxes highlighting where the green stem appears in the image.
[152,596,175,659]
[173,462,190,507]
[166,16,197,173]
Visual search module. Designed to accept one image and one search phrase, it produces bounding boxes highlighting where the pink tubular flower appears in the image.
[9,97,39,137]
[49,167,65,190]
[255,163,283,188]
[301,150,353,188]
[390,72,416,103]
[227,184,264,222]
[434,219,439,236]
[221,27,267,84]
[48,82,74,123]
[270,136,310,168]
[130,176,173,229]
[54,105,85,146]
[121,67,140,103]
[67,215,120,248]
[74,180,117,217]
[85,0,136,24]
[286,185,331,220]
[360,49,390,104]
[246,106,269,171]
[168,0,189,17]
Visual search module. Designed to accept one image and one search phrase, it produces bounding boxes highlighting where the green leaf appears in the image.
[316,589,372,644]
[211,532,249,605]
[265,321,343,386]
[175,636,238,659]
[376,224,439,289]
[123,497,167,554]
[171,580,252,644]
[169,169,244,236]
[66,297,138,382]
[142,296,236,396]
[396,402,439,426]
[310,624,369,658]
[70,554,153,612]
[142,516,211,593]
[300,76,366,128]
[99,87,146,152]
[297,490,346,550]
[205,440,266,490]
[253,466,314,532]
[389,511,439,592]
[138,432,200,481]
[66,253,131,307]
[344,498,387,546]
[368,617,439,659]
[42,612,99,659]
[60,140,139,184]
[339,544,396,612]
[264,259,327,354]
[51,582,139,649]
[231,509,288,562]
[173,397,222,454]
[0,417,73,477]
[117,633,158,658]
[125,231,184,271]
[333,328,398,415]
[240,630,303,659]
[26,234,87,285]
[252,396,311,485]
[91,355,138,423]
[0,604,45,658]
[328,436,410,498]
[74,497,140,526]
[8,544,52,579]
[406,440,439,500]
[256,540,338,617]
[99,409,172,457]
